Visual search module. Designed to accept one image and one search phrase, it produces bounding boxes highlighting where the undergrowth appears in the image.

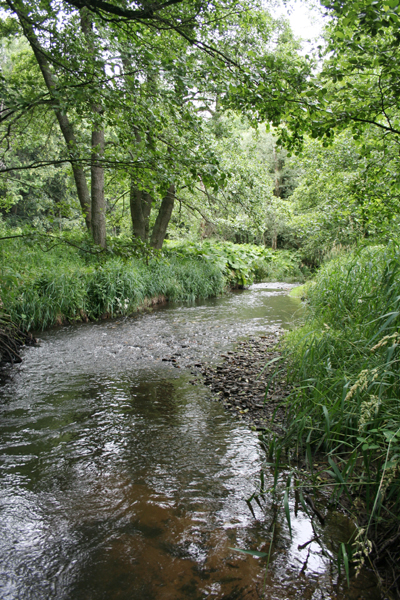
[0,235,225,331]
[0,233,306,331]
[163,240,307,285]
[265,243,400,595]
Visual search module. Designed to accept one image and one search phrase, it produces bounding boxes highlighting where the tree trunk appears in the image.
[273,145,280,198]
[150,184,175,249]
[14,2,91,230]
[272,145,279,249]
[130,183,145,241]
[81,9,106,248]
[130,180,153,242]
[91,129,106,247]
[142,191,152,240]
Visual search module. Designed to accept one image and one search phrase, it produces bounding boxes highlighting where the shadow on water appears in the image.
[0,285,380,599]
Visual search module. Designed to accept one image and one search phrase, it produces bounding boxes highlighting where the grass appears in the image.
[0,232,307,331]
[265,243,400,591]
[0,234,226,331]
[288,284,307,298]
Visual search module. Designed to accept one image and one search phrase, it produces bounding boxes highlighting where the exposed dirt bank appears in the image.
[0,314,37,368]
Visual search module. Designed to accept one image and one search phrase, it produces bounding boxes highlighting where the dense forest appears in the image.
[1,0,400,597]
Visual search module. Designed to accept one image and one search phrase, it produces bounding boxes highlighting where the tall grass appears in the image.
[0,237,225,331]
[275,243,400,584]
[1,234,306,331]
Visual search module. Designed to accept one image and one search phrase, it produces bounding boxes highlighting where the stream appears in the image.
[0,284,379,600]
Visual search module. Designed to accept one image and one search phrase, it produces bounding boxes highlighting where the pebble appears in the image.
[195,332,291,433]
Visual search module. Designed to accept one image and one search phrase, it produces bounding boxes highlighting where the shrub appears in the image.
[164,240,306,285]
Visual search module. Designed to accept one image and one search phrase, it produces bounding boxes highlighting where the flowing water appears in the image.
[0,284,379,600]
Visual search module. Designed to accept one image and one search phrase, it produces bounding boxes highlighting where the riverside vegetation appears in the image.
[2,0,400,596]
[257,243,400,597]
[1,238,399,596]
[0,231,305,340]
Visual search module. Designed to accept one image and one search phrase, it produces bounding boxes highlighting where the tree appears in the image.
[0,0,308,248]
[0,37,83,228]
[225,0,400,147]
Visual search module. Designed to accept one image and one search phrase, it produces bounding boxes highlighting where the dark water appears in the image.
[0,284,379,600]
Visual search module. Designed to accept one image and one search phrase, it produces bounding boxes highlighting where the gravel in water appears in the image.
[191,331,292,432]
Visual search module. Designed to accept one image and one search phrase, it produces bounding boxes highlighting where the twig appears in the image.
[305,495,325,525]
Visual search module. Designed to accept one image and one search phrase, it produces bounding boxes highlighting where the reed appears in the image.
[0,237,225,331]
[269,242,400,590]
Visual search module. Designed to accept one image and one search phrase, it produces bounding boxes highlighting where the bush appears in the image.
[164,240,306,285]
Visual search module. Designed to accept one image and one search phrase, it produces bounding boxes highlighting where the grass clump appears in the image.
[0,236,225,331]
[0,234,305,332]
[273,243,400,591]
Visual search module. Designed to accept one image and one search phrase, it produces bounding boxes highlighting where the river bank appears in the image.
[0,235,306,334]
[195,329,398,599]
[0,313,37,368]
[277,245,400,599]
[193,332,291,432]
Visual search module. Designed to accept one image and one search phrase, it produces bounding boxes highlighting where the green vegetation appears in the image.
[0,0,303,250]
[0,235,223,331]
[164,240,305,286]
[269,244,400,586]
[1,0,400,590]
[0,233,304,331]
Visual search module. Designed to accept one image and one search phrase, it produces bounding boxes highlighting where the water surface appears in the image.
[0,285,378,599]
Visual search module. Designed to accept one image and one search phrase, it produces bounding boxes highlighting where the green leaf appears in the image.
[341,543,350,587]
[284,488,292,538]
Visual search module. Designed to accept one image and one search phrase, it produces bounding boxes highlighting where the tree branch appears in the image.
[65,0,187,20]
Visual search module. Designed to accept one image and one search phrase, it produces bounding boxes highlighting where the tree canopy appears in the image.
[0,0,305,247]
[2,0,400,261]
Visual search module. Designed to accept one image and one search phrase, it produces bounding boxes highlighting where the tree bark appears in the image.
[271,145,280,250]
[142,191,152,240]
[129,180,153,242]
[273,145,281,198]
[12,0,92,230]
[130,183,145,241]
[150,184,175,249]
[91,129,106,247]
[81,9,107,248]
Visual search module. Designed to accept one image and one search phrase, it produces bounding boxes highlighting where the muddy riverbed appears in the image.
[0,284,380,599]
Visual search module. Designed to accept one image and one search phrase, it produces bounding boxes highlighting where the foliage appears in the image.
[272,243,400,582]
[252,0,400,153]
[0,233,225,330]
[318,0,400,140]
[0,0,305,248]
[225,0,400,266]
[273,122,400,265]
[163,116,299,248]
[282,131,400,265]
[164,239,306,285]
